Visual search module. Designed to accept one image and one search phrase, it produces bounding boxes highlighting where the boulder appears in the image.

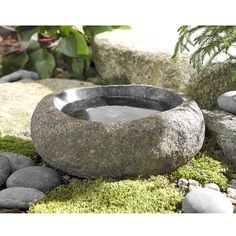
[6,166,61,193]
[93,30,196,91]
[31,85,205,179]
[93,30,236,109]
[182,188,233,213]
[202,109,236,169]
[217,91,236,114]
[0,79,94,139]
[0,152,35,172]
[0,187,45,209]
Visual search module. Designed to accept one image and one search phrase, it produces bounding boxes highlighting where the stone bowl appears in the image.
[31,85,205,179]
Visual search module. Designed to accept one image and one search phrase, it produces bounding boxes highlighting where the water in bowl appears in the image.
[71,105,160,122]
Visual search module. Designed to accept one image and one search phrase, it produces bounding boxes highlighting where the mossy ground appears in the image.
[29,176,183,213]
[0,135,232,213]
[169,152,230,191]
[0,135,39,161]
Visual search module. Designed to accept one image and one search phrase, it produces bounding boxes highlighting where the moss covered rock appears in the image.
[29,176,183,213]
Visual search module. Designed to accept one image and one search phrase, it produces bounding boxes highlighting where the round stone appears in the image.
[217,91,236,114]
[31,85,205,179]
[227,187,236,199]
[178,178,188,187]
[0,152,35,173]
[0,187,45,209]
[229,179,236,190]
[188,179,201,187]
[0,158,11,187]
[204,183,220,191]
[6,166,61,193]
[182,188,234,213]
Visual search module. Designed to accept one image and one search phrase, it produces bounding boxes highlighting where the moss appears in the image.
[169,152,230,191]
[29,176,183,213]
[0,135,38,160]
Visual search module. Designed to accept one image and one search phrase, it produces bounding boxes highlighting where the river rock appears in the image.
[0,187,45,209]
[217,91,236,114]
[188,179,201,187]
[182,188,233,213]
[0,152,35,172]
[0,70,39,83]
[229,179,236,190]
[0,158,11,187]
[202,109,236,169]
[178,178,188,187]
[227,187,236,199]
[204,183,220,191]
[6,166,61,193]
[0,79,94,139]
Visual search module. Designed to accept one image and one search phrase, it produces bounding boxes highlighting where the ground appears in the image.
[0,135,232,213]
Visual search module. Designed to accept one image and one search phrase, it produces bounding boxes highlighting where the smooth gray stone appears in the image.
[0,187,45,209]
[31,85,205,179]
[204,183,220,191]
[202,109,236,169]
[217,91,236,114]
[85,105,160,123]
[188,179,201,187]
[6,166,61,193]
[229,179,236,190]
[227,187,236,199]
[0,158,11,187]
[0,70,39,83]
[0,152,35,173]
[178,178,188,187]
[182,188,233,213]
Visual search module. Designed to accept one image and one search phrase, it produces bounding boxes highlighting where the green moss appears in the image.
[169,152,230,191]
[29,176,183,213]
[0,135,38,160]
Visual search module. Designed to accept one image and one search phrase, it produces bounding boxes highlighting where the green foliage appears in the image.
[172,25,236,75]
[29,48,55,79]
[2,26,131,80]
[2,51,29,74]
[16,26,40,41]
[0,135,38,160]
[58,31,89,57]
[29,176,183,213]
[169,152,230,191]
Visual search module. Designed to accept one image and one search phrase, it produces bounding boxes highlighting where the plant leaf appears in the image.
[58,31,89,57]
[30,49,55,79]
[70,58,84,78]
[27,41,41,53]
[111,26,131,30]
[83,26,113,37]
[2,51,29,75]
[16,26,39,41]
[59,26,75,37]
